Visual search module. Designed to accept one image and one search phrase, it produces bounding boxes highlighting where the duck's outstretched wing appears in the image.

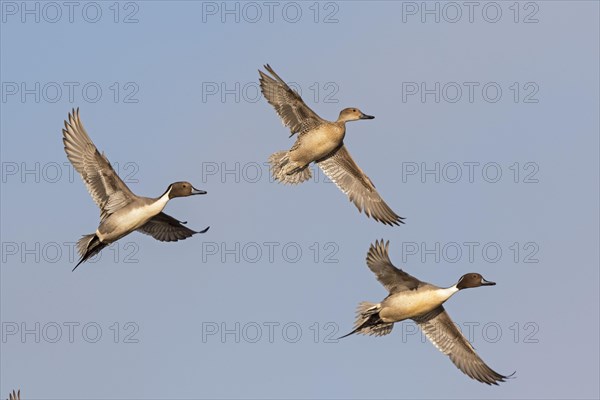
[413,306,514,385]
[137,212,209,242]
[259,64,325,137]
[317,146,404,226]
[366,240,421,293]
[62,108,136,220]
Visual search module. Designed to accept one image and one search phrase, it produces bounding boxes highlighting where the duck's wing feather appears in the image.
[8,389,20,400]
[413,306,513,385]
[62,108,136,220]
[366,240,421,293]
[259,64,325,137]
[137,212,209,242]
[317,146,404,226]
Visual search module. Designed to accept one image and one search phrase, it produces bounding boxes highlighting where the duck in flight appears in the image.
[62,109,209,271]
[259,65,404,226]
[339,240,513,385]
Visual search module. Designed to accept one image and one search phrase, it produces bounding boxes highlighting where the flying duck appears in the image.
[259,65,404,226]
[62,109,209,271]
[340,240,513,385]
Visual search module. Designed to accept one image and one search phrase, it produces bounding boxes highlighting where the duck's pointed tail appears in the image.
[269,151,312,184]
[73,233,107,271]
[338,302,394,339]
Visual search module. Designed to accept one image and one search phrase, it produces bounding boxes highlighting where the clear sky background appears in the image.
[1,1,598,399]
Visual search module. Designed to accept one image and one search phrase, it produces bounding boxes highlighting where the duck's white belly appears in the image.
[97,197,169,242]
[379,288,457,322]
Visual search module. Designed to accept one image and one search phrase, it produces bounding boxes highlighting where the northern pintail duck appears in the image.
[7,390,19,400]
[340,240,513,385]
[62,109,209,271]
[259,65,404,226]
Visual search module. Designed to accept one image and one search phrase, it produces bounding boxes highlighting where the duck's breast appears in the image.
[290,124,345,164]
[379,287,456,322]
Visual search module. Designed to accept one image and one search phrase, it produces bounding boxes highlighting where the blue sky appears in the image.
[1,1,599,399]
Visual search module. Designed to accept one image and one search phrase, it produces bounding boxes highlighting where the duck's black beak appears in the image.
[360,113,375,120]
[191,187,207,195]
[481,278,496,286]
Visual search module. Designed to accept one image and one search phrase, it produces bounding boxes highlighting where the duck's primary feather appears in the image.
[137,212,209,242]
[259,64,324,137]
[413,306,512,385]
[62,108,135,221]
[365,240,421,292]
[318,146,402,226]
